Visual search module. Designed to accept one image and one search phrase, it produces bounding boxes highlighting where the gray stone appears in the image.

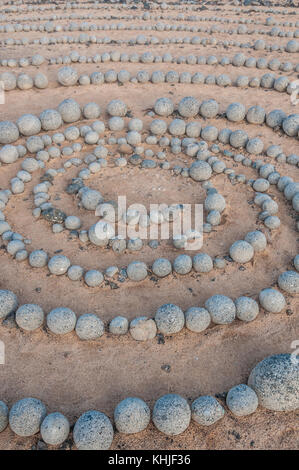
[229,240,254,263]
[173,254,192,275]
[153,394,191,436]
[127,261,148,281]
[109,316,128,335]
[155,304,185,335]
[277,271,299,294]
[15,304,44,331]
[0,290,18,319]
[47,307,76,334]
[40,412,70,445]
[191,396,224,426]
[84,270,104,287]
[259,288,286,313]
[114,397,150,434]
[152,258,172,277]
[185,307,211,333]
[73,410,113,450]
[226,384,258,416]
[9,398,46,437]
[205,295,236,324]
[0,401,8,432]
[248,354,299,411]
[235,297,259,322]
[48,255,70,275]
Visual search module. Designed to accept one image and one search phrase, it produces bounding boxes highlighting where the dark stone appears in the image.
[42,207,67,224]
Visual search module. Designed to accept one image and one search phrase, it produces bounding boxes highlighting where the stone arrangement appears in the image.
[0,0,298,451]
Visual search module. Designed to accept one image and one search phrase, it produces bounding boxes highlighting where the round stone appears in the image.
[282,114,299,137]
[246,137,264,155]
[154,97,174,116]
[153,394,191,436]
[0,121,19,144]
[168,119,186,136]
[200,99,219,118]
[246,105,266,124]
[127,261,148,281]
[185,307,211,332]
[204,193,226,213]
[40,109,62,131]
[155,303,185,335]
[152,258,172,277]
[264,215,280,230]
[17,114,41,136]
[34,73,48,89]
[229,240,254,263]
[48,255,70,275]
[57,66,78,86]
[205,295,236,324]
[75,314,104,340]
[244,231,267,252]
[29,250,48,268]
[65,216,81,230]
[129,316,157,341]
[266,109,286,128]
[0,289,18,319]
[277,271,299,294]
[15,304,44,331]
[248,354,299,411]
[173,254,192,274]
[229,130,248,148]
[83,103,101,119]
[84,270,104,287]
[259,288,286,313]
[114,398,150,434]
[294,255,299,272]
[178,96,200,118]
[191,396,225,426]
[67,265,84,281]
[47,307,76,335]
[0,145,18,164]
[9,398,46,437]
[73,410,114,450]
[226,102,246,122]
[40,412,70,445]
[193,253,213,273]
[235,297,259,322]
[0,401,8,432]
[190,161,212,181]
[58,98,81,123]
[107,99,127,117]
[109,316,129,335]
[226,384,258,416]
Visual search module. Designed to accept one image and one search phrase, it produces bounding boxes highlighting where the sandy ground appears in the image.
[0,0,298,451]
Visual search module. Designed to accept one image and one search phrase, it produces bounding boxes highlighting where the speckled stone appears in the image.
[226,384,258,416]
[205,295,236,324]
[277,271,299,294]
[259,288,286,313]
[235,297,259,322]
[248,354,299,411]
[244,231,267,252]
[40,412,70,445]
[29,249,48,268]
[229,240,254,263]
[127,261,148,281]
[15,304,44,331]
[0,401,8,432]
[9,398,47,437]
[152,258,172,277]
[155,304,185,335]
[47,307,77,335]
[0,289,18,319]
[185,307,211,333]
[109,316,129,335]
[191,396,225,426]
[75,314,104,340]
[193,253,213,273]
[153,394,191,436]
[114,397,150,434]
[73,410,114,450]
[48,255,71,275]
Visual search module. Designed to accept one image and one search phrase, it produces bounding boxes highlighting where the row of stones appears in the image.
[2,51,298,74]
[2,67,297,100]
[2,12,299,28]
[1,20,298,38]
[1,96,298,148]
[1,258,299,339]
[1,353,297,448]
[1,33,297,53]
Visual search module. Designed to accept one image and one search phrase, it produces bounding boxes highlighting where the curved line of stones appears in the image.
[2,51,298,74]
[1,67,298,98]
[1,33,297,54]
[1,20,298,39]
